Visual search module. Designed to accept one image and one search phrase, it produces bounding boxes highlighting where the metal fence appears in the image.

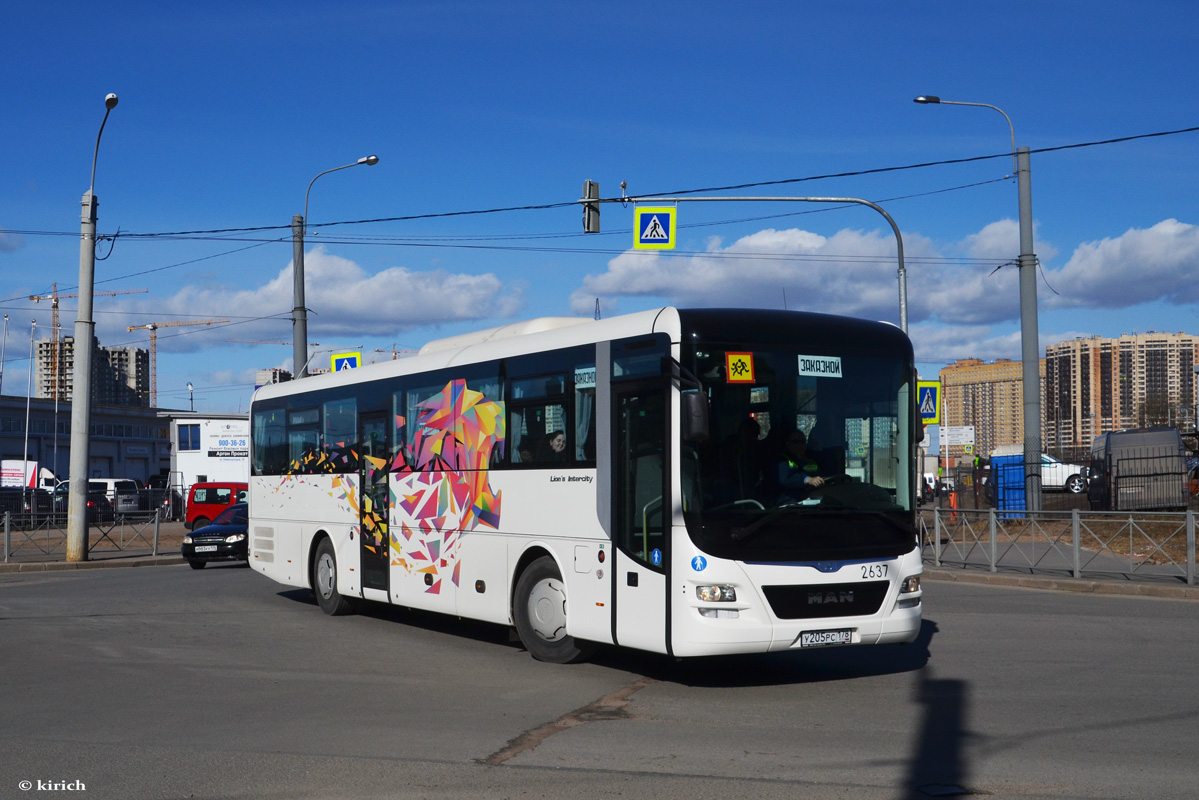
[921,507,1197,586]
[926,460,1199,514]
[2,509,166,563]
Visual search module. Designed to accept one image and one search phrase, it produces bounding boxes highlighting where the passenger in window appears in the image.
[536,430,568,463]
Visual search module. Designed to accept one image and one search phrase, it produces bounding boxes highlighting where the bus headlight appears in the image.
[900,576,921,593]
[696,585,737,602]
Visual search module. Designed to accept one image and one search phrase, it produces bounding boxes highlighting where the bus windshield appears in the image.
[679,315,917,563]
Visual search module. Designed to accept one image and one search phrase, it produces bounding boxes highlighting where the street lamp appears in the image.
[292,155,379,379]
[914,94,1043,511]
[67,92,118,563]
[187,382,194,412]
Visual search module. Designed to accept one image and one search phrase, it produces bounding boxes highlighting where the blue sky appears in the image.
[2,1,1198,413]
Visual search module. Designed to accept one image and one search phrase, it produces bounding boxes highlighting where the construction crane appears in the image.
[374,345,418,360]
[30,282,149,399]
[127,319,230,408]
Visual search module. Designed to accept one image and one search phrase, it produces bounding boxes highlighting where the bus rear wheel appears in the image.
[514,556,595,664]
[313,537,356,616]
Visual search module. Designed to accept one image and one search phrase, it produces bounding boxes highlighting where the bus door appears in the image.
[612,378,671,654]
[359,413,390,599]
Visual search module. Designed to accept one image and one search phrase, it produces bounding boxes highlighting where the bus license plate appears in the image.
[195,545,218,553]
[799,629,852,648]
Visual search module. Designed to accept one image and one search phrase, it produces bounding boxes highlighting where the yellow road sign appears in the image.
[634,206,676,250]
[917,380,940,425]
[332,352,361,371]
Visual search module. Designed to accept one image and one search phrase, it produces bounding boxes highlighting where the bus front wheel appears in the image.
[514,556,595,664]
[313,538,356,616]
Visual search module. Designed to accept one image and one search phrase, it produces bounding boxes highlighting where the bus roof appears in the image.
[419,317,595,354]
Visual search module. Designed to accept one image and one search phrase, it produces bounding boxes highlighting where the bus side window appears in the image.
[252,407,287,475]
[574,363,596,464]
[322,397,357,464]
[288,429,319,470]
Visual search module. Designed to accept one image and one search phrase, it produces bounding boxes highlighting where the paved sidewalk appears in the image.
[922,565,1199,601]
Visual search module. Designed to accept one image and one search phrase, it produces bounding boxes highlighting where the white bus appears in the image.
[248,307,923,662]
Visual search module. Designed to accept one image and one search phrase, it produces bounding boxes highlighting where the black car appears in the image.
[51,483,114,523]
[0,486,53,517]
[181,502,248,569]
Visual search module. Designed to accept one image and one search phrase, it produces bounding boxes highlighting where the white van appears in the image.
[989,447,1087,493]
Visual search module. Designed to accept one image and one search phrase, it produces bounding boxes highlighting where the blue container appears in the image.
[991,454,1026,518]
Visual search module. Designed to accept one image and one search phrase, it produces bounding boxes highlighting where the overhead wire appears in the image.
[95,123,1199,239]
[2,123,1194,350]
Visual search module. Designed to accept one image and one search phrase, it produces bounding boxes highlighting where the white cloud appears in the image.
[570,223,1042,327]
[1044,219,1199,308]
[910,323,1023,366]
[108,248,523,350]
[570,227,922,322]
[570,216,1199,332]
[957,218,1059,264]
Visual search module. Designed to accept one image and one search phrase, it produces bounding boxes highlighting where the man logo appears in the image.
[808,590,855,605]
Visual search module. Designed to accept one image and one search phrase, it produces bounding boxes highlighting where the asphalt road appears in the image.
[1,564,1197,799]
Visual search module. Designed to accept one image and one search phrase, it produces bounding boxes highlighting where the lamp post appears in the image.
[914,95,1042,511]
[67,93,118,562]
[292,155,379,379]
[187,382,194,412]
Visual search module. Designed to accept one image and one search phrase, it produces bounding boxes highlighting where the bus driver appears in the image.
[778,430,825,499]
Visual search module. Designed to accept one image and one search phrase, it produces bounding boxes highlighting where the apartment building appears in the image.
[1046,332,1197,449]
[938,357,1044,460]
[938,331,1198,459]
[33,335,150,408]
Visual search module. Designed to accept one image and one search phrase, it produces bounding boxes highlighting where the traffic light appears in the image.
[582,180,600,233]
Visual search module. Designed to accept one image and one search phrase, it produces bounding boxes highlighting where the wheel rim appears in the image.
[526,578,567,642]
[316,552,336,598]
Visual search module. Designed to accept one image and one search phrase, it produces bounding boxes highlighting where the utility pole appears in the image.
[294,155,379,379]
[68,92,118,562]
[1016,146,1042,510]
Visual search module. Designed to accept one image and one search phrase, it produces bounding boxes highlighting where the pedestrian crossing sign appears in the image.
[917,380,940,425]
[634,206,676,250]
[332,352,361,372]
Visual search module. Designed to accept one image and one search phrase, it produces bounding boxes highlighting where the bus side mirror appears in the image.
[681,391,710,443]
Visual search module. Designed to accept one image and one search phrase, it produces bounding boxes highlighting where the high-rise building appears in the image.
[938,331,1199,461]
[33,335,150,407]
[938,357,1045,461]
[255,367,291,387]
[1046,332,1197,450]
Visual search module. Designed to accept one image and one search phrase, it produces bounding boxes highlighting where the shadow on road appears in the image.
[276,589,938,689]
[586,618,937,688]
[899,669,970,799]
